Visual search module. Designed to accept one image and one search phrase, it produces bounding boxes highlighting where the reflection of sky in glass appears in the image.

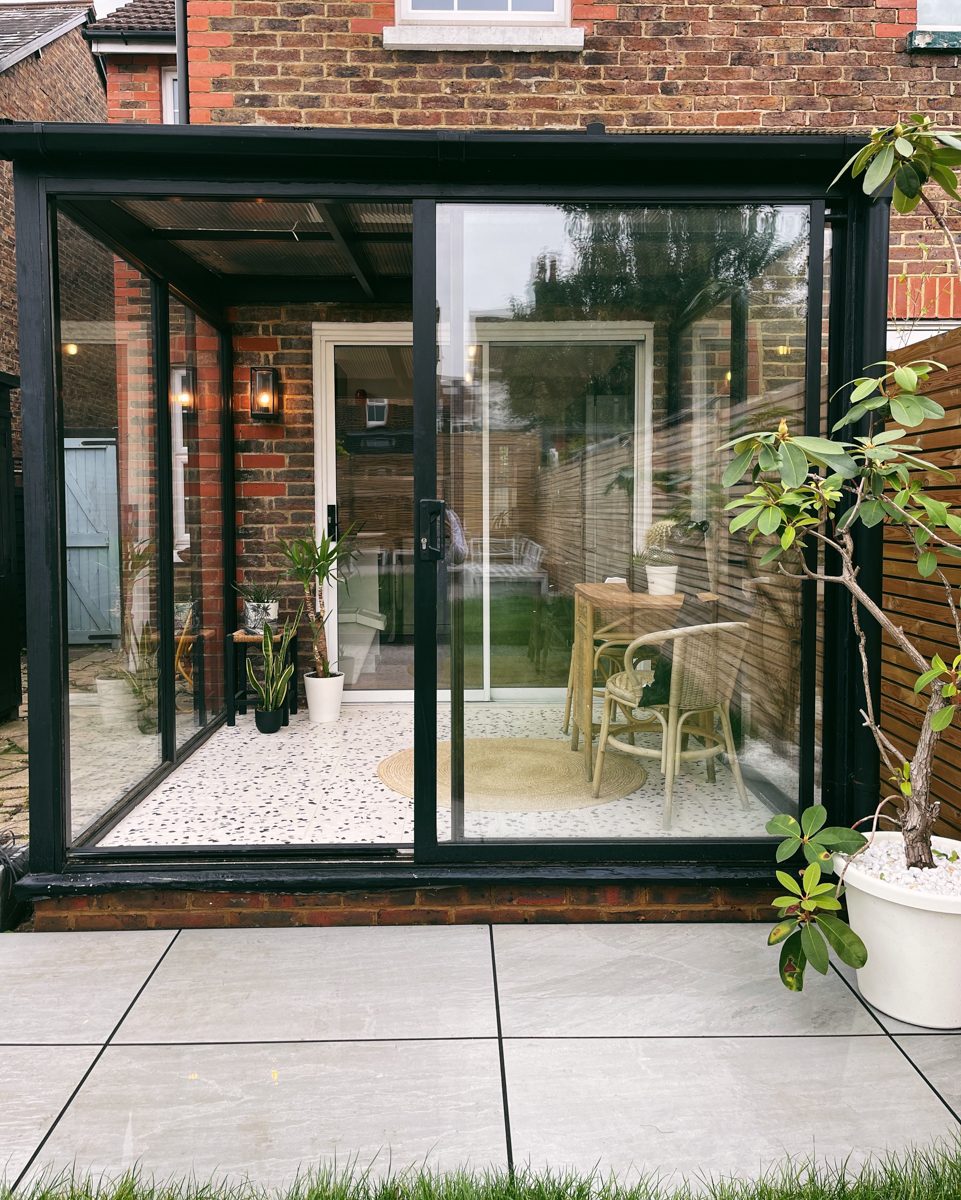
[462,205,571,318]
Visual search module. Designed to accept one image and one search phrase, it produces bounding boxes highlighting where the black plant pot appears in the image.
[255,707,283,734]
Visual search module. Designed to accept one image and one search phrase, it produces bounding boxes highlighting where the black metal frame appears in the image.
[3,124,887,889]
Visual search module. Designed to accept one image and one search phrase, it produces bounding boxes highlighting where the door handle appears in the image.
[327,503,338,541]
[419,499,446,561]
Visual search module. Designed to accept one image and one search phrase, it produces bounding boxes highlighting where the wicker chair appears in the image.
[591,621,751,829]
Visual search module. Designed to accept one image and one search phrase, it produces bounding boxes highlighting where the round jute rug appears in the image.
[377,738,647,812]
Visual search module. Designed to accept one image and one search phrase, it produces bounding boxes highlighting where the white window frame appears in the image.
[395,0,570,26]
[161,65,179,125]
[917,1,961,30]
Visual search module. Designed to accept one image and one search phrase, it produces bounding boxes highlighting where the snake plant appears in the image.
[246,605,302,711]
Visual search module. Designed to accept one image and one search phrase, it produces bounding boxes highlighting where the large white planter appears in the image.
[304,670,344,723]
[835,831,961,1029]
[646,565,679,596]
[95,677,139,731]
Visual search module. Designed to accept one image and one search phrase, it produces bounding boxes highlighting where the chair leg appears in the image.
[592,694,614,799]
[662,704,679,830]
[719,705,750,810]
[563,654,574,734]
[704,712,716,783]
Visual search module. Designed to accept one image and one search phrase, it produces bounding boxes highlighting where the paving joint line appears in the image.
[829,962,961,1125]
[488,925,514,1175]
[11,929,183,1191]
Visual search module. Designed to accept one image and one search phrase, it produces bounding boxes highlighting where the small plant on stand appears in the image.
[246,606,301,735]
[278,525,356,724]
[233,577,281,635]
[632,519,679,595]
[715,114,961,1026]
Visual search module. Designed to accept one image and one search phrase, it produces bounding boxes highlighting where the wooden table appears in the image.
[570,584,684,782]
[226,629,299,726]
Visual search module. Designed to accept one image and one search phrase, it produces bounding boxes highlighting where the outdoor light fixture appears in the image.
[171,365,197,416]
[776,345,791,357]
[250,366,280,420]
[64,343,78,356]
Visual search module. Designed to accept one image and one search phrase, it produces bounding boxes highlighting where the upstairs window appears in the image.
[397,0,568,23]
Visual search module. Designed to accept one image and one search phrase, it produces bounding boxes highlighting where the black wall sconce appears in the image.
[250,366,280,421]
[171,364,197,416]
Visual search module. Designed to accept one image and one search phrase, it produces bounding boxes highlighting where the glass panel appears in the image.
[918,0,960,28]
[169,298,226,745]
[334,344,414,690]
[58,213,162,839]
[437,203,810,842]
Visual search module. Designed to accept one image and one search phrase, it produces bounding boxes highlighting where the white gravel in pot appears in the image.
[841,839,961,897]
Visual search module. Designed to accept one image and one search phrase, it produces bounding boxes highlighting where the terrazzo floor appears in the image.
[100,703,787,846]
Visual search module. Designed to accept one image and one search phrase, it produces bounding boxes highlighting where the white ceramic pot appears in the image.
[304,670,344,723]
[95,677,139,731]
[243,600,279,636]
[646,565,679,596]
[835,831,961,1029]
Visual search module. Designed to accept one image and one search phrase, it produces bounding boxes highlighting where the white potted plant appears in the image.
[716,117,961,1028]
[233,578,280,635]
[632,519,679,595]
[278,524,356,723]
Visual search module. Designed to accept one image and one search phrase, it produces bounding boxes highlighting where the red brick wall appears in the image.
[104,54,175,123]
[32,883,779,930]
[0,26,107,458]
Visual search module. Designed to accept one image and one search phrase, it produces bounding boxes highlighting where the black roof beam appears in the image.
[152,229,411,243]
[314,202,379,302]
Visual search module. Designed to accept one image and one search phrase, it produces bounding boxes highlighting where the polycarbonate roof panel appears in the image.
[172,239,350,276]
[345,203,413,234]
[118,199,330,234]
[364,242,413,277]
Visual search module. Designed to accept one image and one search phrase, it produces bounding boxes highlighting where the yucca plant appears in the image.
[246,605,301,712]
[278,526,357,678]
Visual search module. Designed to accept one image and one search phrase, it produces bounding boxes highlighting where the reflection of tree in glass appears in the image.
[505,204,806,324]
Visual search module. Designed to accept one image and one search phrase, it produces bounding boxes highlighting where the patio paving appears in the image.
[1,923,958,1188]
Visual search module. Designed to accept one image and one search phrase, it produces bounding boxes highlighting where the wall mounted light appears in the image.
[250,366,280,421]
[171,364,197,416]
[64,343,79,356]
[776,345,791,357]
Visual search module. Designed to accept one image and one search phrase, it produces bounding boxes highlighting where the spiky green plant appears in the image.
[245,605,302,712]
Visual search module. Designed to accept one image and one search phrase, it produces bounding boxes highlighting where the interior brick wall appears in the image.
[32,883,780,929]
[0,26,107,462]
[105,54,175,123]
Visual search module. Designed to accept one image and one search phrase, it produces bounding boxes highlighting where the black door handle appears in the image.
[419,499,446,561]
[327,503,338,540]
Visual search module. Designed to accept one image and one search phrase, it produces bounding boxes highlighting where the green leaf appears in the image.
[872,429,910,446]
[768,918,799,945]
[791,436,851,456]
[802,862,822,895]
[890,396,924,427]
[895,162,922,200]
[919,495,948,525]
[758,506,782,536]
[802,841,834,866]
[758,444,780,472]
[780,525,796,550]
[929,161,961,199]
[800,805,827,837]
[850,377,881,403]
[895,136,915,157]
[801,922,830,975]
[730,506,763,533]
[819,453,859,480]
[864,142,895,194]
[946,515,961,538]
[776,836,802,862]
[916,667,944,692]
[894,364,919,392]
[774,896,804,909]
[815,913,868,969]
[776,869,803,897]
[931,705,956,732]
[758,545,784,567]
[722,446,755,487]
[893,186,923,215]
[778,931,807,992]
[767,814,801,837]
[935,130,961,152]
[858,499,886,528]
[779,441,808,488]
[814,827,868,854]
[918,551,938,578]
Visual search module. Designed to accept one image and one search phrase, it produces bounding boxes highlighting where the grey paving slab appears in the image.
[493,924,879,1038]
[115,926,497,1044]
[504,1036,957,1181]
[894,1036,961,1114]
[831,963,961,1034]
[0,932,175,1045]
[0,1046,100,1182]
[30,1040,507,1185]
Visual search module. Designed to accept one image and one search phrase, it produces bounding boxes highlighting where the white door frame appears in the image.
[312,319,654,705]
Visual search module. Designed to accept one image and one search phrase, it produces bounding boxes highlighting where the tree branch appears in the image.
[922,189,961,281]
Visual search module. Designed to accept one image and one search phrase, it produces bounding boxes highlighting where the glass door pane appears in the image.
[436,203,811,843]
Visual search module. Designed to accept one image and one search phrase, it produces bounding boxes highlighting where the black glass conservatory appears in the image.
[0,124,888,896]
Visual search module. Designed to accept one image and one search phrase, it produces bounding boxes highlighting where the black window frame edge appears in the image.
[6,125,887,893]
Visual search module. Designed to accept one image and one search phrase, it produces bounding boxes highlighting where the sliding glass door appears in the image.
[432,202,812,845]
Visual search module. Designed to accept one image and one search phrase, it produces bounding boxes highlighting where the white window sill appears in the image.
[383,24,584,51]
